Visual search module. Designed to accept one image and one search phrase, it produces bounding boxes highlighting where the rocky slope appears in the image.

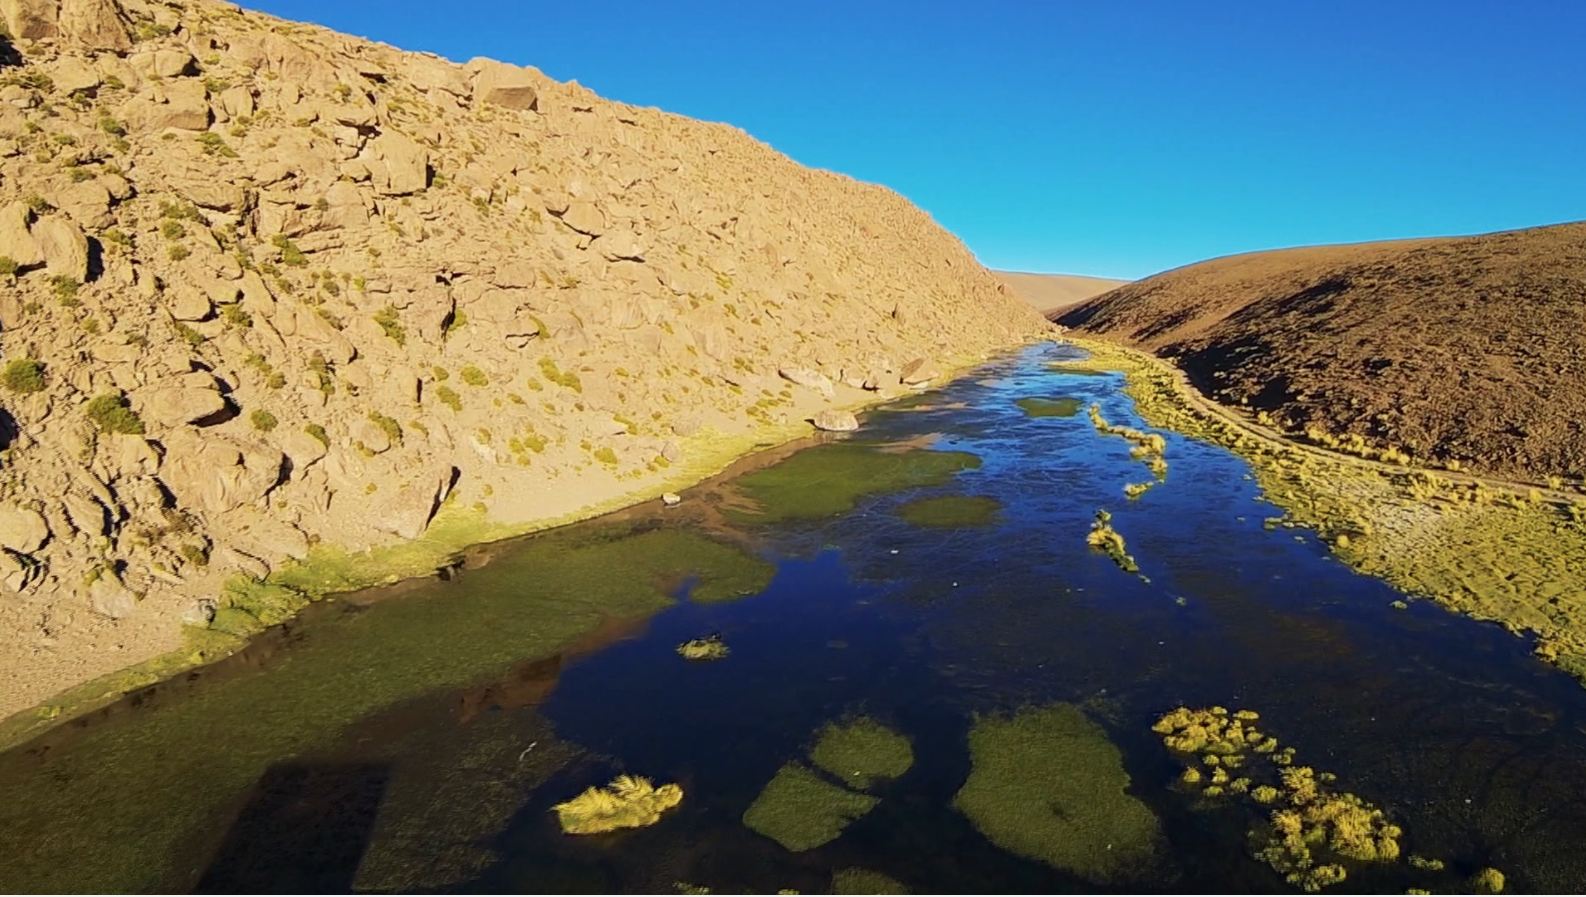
[0,0,1049,718]
[1059,222,1586,483]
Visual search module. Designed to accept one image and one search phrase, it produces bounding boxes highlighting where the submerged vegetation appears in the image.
[743,716,911,851]
[742,762,879,852]
[809,718,915,790]
[1014,396,1082,418]
[896,495,1001,528]
[729,443,981,522]
[954,704,1161,882]
[552,775,684,834]
[1060,337,1586,684]
[1154,706,1415,892]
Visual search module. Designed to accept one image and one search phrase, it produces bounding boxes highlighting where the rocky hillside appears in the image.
[0,0,1049,717]
[1059,223,1586,483]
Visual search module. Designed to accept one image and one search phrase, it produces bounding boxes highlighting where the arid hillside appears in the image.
[0,0,1049,717]
[994,270,1126,316]
[1059,222,1586,483]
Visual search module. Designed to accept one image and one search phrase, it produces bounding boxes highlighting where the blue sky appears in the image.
[245,1,1586,279]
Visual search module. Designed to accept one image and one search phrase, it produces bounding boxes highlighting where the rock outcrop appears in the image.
[0,0,1049,719]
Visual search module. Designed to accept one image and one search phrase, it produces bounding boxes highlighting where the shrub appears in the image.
[0,257,18,277]
[304,423,329,446]
[373,305,406,346]
[249,409,278,431]
[85,392,144,434]
[2,358,45,393]
[460,364,488,386]
[368,410,402,444]
[160,220,186,240]
[50,275,80,303]
[271,234,307,266]
[435,384,462,412]
[222,304,252,328]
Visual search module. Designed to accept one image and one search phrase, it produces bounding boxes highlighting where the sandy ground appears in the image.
[995,271,1128,317]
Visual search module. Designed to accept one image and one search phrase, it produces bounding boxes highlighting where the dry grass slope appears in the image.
[1059,222,1586,483]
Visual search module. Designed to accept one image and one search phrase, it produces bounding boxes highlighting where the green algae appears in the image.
[1059,337,1586,683]
[953,703,1161,882]
[742,762,879,852]
[832,867,909,894]
[808,718,914,790]
[1015,396,1082,418]
[728,443,982,522]
[896,495,1002,528]
[0,523,773,893]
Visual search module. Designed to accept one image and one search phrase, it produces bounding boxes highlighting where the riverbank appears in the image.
[1060,335,1586,682]
[0,341,1043,751]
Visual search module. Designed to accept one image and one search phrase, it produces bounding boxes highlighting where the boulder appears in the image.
[160,430,284,516]
[0,201,43,269]
[54,179,113,229]
[137,373,228,427]
[779,366,835,398]
[370,465,455,539]
[0,505,50,553]
[598,227,646,262]
[900,357,938,386]
[167,285,212,321]
[87,574,138,619]
[557,201,604,236]
[31,215,89,283]
[351,417,392,454]
[812,409,859,432]
[367,130,428,196]
[53,57,102,94]
[59,0,131,51]
[470,59,539,110]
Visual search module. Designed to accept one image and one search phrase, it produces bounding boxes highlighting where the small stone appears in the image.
[661,492,681,507]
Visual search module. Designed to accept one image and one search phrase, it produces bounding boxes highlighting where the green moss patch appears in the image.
[953,703,1162,882]
[809,718,914,790]
[1015,396,1082,418]
[728,443,981,522]
[896,495,1002,528]
[0,523,771,892]
[742,762,878,852]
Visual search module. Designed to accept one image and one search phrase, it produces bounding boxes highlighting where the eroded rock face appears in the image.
[0,0,1049,719]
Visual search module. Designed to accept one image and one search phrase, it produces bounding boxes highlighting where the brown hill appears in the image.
[994,270,1127,316]
[1058,222,1586,483]
[0,0,1048,718]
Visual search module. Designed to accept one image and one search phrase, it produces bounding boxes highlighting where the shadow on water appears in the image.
[4,343,1586,893]
[197,762,389,894]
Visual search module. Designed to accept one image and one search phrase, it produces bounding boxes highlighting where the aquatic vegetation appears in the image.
[1154,706,1407,891]
[1470,866,1506,893]
[1088,402,1168,480]
[677,634,731,661]
[0,523,773,891]
[896,495,1002,528]
[954,704,1161,882]
[742,762,878,851]
[553,774,684,834]
[1086,509,1140,573]
[729,443,982,522]
[1061,336,1586,685]
[1123,481,1155,500]
[832,867,909,894]
[1014,396,1082,418]
[809,718,914,790]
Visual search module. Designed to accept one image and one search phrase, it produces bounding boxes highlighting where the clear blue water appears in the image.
[5,343,1586,893]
